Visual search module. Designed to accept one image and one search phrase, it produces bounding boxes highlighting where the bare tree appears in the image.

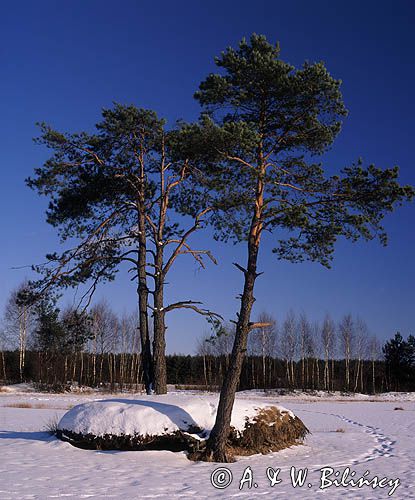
[307,321,321,390]
[89,301,118,386]
[298,313,313,389]
[280,310,297,388]
[250,312,277,390]
[3,282,36,381]
[368,335,381,394]
[210,324,235,381]
[321,314,335,391]
[0,326,8,381]
[339,314,355,391]
[196,332,215,388]
[353,317,368,392]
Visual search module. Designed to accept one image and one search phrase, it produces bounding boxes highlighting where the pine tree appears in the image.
[27,104,217,394]
[383,332,415,390]
[179,34,414,461]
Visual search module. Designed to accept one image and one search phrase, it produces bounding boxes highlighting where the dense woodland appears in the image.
[1,293,413,393]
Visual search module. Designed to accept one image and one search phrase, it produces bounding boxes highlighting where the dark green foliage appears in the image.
[60,308,94,354]
[32,298,92,356]
[177,33,414,461]
[383,332,415,390]
[1,349,410,393]
[26,105,169,293]
[176,34,414,267]
[27,103,217,394]
[33,299,65,354]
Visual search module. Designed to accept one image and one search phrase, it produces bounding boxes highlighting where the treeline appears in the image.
[0,350,413,393]
[1,291,414,392]
[197,313,415,393]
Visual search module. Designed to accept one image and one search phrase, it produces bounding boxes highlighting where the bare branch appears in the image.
[233,262,247,275]
[164,300,223,320]
[248,321,273,332]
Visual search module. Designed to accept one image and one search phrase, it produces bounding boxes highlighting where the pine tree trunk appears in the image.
[153,262,167,394]
[1,349,6,381]
[205,255,258,461]
[137,208,153,394]
[204,165,263,461]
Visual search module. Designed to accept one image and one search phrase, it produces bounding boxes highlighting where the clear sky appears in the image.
[1,0,414,354]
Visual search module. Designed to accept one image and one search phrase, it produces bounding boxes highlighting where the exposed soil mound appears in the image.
[229,407,309,455]
[189,407,309,461]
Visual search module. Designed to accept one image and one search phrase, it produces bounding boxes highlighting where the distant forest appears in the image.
[1,288,414,393]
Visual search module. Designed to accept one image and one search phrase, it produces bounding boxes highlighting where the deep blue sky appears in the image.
[1,0,414,353]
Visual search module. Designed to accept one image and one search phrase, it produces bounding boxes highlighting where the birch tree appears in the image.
[3,283,36,381]
[353,317,368,392]
[368,335,381,394]
[280,310,297,388]
[322,314,335,391]
[250,312,277,389]
[339,314,355,391]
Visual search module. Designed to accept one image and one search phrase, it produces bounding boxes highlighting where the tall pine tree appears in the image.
[178,34,414,461]
[28,104,217,394]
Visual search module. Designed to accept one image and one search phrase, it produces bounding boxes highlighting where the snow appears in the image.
[1,387,414,498]
[58,395,294,438]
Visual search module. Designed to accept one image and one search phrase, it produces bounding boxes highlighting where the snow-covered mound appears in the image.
[57,394,307,457]
[58,395,294,438]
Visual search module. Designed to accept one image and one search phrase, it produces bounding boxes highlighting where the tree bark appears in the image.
[0,349,6,381]
[137,207,153,394]
[205,245,259,461]
[204,154,264,462]
[151,146,169,395]
[153,270,167,394]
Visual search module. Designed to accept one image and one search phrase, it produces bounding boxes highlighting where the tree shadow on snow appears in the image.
[0,430,54,442]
